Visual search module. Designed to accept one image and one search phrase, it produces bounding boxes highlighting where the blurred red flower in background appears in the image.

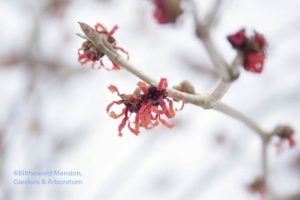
[152,0,183,24]
[227,29,267,73]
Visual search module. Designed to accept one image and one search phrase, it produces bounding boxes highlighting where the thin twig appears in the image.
[262,141,268,183]
[205,0,224,27]
[213,102,266,138]
[210,55,242,101]
[189,2,273,198]
[191,0,240,82]
[189,0,240,101]
[262,140,271,199]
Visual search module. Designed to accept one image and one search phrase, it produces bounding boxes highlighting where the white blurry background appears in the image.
[0,0,300,199]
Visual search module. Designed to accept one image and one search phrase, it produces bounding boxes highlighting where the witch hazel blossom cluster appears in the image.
[78,22,128,70]
[227,29,267,73]
[107,78,184,136]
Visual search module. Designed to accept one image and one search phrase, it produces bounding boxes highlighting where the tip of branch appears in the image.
[78,22,95,38]
[78,22,87,29]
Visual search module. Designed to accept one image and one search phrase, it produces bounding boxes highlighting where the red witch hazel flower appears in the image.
[78,22,129,70]
[152,0,183,24]
[106,78,184,136]
[272,125,296,153]
[227,28,247,49]
[227,28,267,73]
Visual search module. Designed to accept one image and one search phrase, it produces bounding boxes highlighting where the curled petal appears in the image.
[78,56,89,64]
[143,107,153,129]
[78,48,98,66]
[159,98,175,119]
[138,104,147,127]
[139,103,152,129]
[109,25,119,36]
[152,121,159,127]
[106,100,122,113]
[114,46,129,60]
[159,98,168,116]
[78,50,89,64]
[95,22,107,33]
[128,122,138,135]
[170,93,185,111]
[134,113,141,133]
[152,107,163,115]
[118,109,128,136]
[108,85,121,96]
[110,108,126,119]
[149,112,160,127]
[157,78,168,91]
[158,115,174,129]
[165,98,176,118]
[137,82,149,94]
[128,114,140,135]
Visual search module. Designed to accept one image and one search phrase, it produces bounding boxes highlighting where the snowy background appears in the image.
[0,0,300,199]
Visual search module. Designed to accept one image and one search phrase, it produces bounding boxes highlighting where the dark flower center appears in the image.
[122,85,167,113]
[140,85,167,106]
[124,99,141,113]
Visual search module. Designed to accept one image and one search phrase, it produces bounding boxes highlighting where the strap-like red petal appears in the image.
[109,25,119,36]
[157,78,168,91]
[158,116,174,128]
[95,22,107,33]
[114,46,129,60]
[137,82,149,94]
[108,85,121,96]
[118,110,128,136]
[109,108,126,119]
[106,100,122,113]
